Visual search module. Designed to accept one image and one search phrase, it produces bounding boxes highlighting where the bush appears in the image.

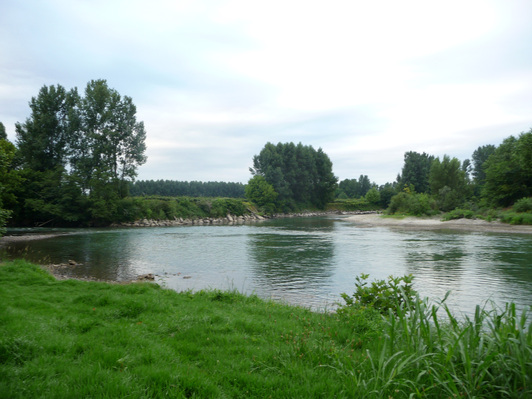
[387,192,437,216]
[337,274,418,315]
[500,211,532,225]
[513,197,532,213]
[441,208,475,221]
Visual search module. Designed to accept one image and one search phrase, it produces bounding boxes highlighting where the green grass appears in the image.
[1,260,530,398]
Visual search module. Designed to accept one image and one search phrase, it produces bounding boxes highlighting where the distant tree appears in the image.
[0,122,6,140]
[250,142,337,210]
[471,144,496,195]
[338,179,358,198]
[483,130,532,206]
[245,175,278,212]
[429,155,470,211]
[378,182,397,208]
[365,187,381,205]
[337,175,373,198]
[130,180,245,198]
[0,138,17,235]
[398,151,434,193]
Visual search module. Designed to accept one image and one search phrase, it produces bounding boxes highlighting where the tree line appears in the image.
[0,80,147,227]
[1,78,530,231]
[129,180,245,198]
[331,129,532,217]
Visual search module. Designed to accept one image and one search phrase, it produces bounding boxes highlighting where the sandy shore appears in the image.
[346,214,532,234]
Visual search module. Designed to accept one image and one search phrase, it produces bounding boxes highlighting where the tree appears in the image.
[14,85,82,225]
[483,130,532,206]
[0,122,6,140]
[429,155,470,211]
[15,85,80,172]
[0,138,17,235]
[250,142,337,210]
[471,144,496,195]
[73,79,147,200]
[337,175,373,198]
[398,151,434,193]
[365,187,381,205]
[12,80,147,226]
[245,175,278,212]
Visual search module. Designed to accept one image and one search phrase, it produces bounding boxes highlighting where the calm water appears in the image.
[2,216,532,314]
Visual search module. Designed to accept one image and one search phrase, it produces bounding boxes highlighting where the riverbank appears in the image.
[347,213,532,234]
[1,260,530,398]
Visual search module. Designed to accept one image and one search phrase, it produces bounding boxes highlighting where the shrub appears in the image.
[337,274,418,315]
[441,208,475,221]
[513,197,532,213]
[387,192,437,216]
[500,211,532,225]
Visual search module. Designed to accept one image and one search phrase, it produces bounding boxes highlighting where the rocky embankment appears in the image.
[112,210,380,228]
[112,213,267,227]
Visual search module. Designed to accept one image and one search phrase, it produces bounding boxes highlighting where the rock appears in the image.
[137,273,155,281]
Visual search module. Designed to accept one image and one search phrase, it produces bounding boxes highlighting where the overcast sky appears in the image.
[1,0,531,185]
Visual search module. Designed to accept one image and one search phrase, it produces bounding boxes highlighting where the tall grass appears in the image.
[1,260,530,398]
[353,294,531,397]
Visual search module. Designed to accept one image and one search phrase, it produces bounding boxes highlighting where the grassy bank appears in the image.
[1,261,530,398]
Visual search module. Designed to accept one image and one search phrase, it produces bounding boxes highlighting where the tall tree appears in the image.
[15,85,80,171]
[12,80,147,226]
[398,151,434,193]
[73,79,147,199]
[429,155,469,211]
[0,122,7,140]
[483,130,532,206]
[0,138,17,235]
[250,142,337,210]
[471,144,496,195]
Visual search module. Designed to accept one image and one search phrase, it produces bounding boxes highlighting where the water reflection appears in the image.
[1,218,531,315]
[247,218,336,307]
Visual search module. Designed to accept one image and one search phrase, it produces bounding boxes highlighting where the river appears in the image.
[1,216,531,315]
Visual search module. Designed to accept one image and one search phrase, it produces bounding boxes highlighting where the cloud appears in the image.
[1,0,531,185]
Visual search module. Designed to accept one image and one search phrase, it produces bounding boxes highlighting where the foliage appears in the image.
[326,198,381,212]
[118,196,250,221]
[513,197,532,213]
[0,122,7,140]
[483,130,532,207]
[499,211,532,225]
[245,175,278,212]
[441,208,475,221]
[337,175,373,198]
[11,81,147,226]
[250,142,337,210]
[0,138,19,234]
[130,179,245,198]
[429,155,470,211]
[338,274,418,315]
[387,190,438,216]
[376,182,397,208]
[364,187,380,205]
[1,261,531,398]
[471,144,496,195]
[397,151,434,194]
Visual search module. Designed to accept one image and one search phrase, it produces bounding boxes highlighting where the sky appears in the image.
[1,0,531,185]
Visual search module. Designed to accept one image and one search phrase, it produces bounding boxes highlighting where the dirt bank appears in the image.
[346,214,532,234]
